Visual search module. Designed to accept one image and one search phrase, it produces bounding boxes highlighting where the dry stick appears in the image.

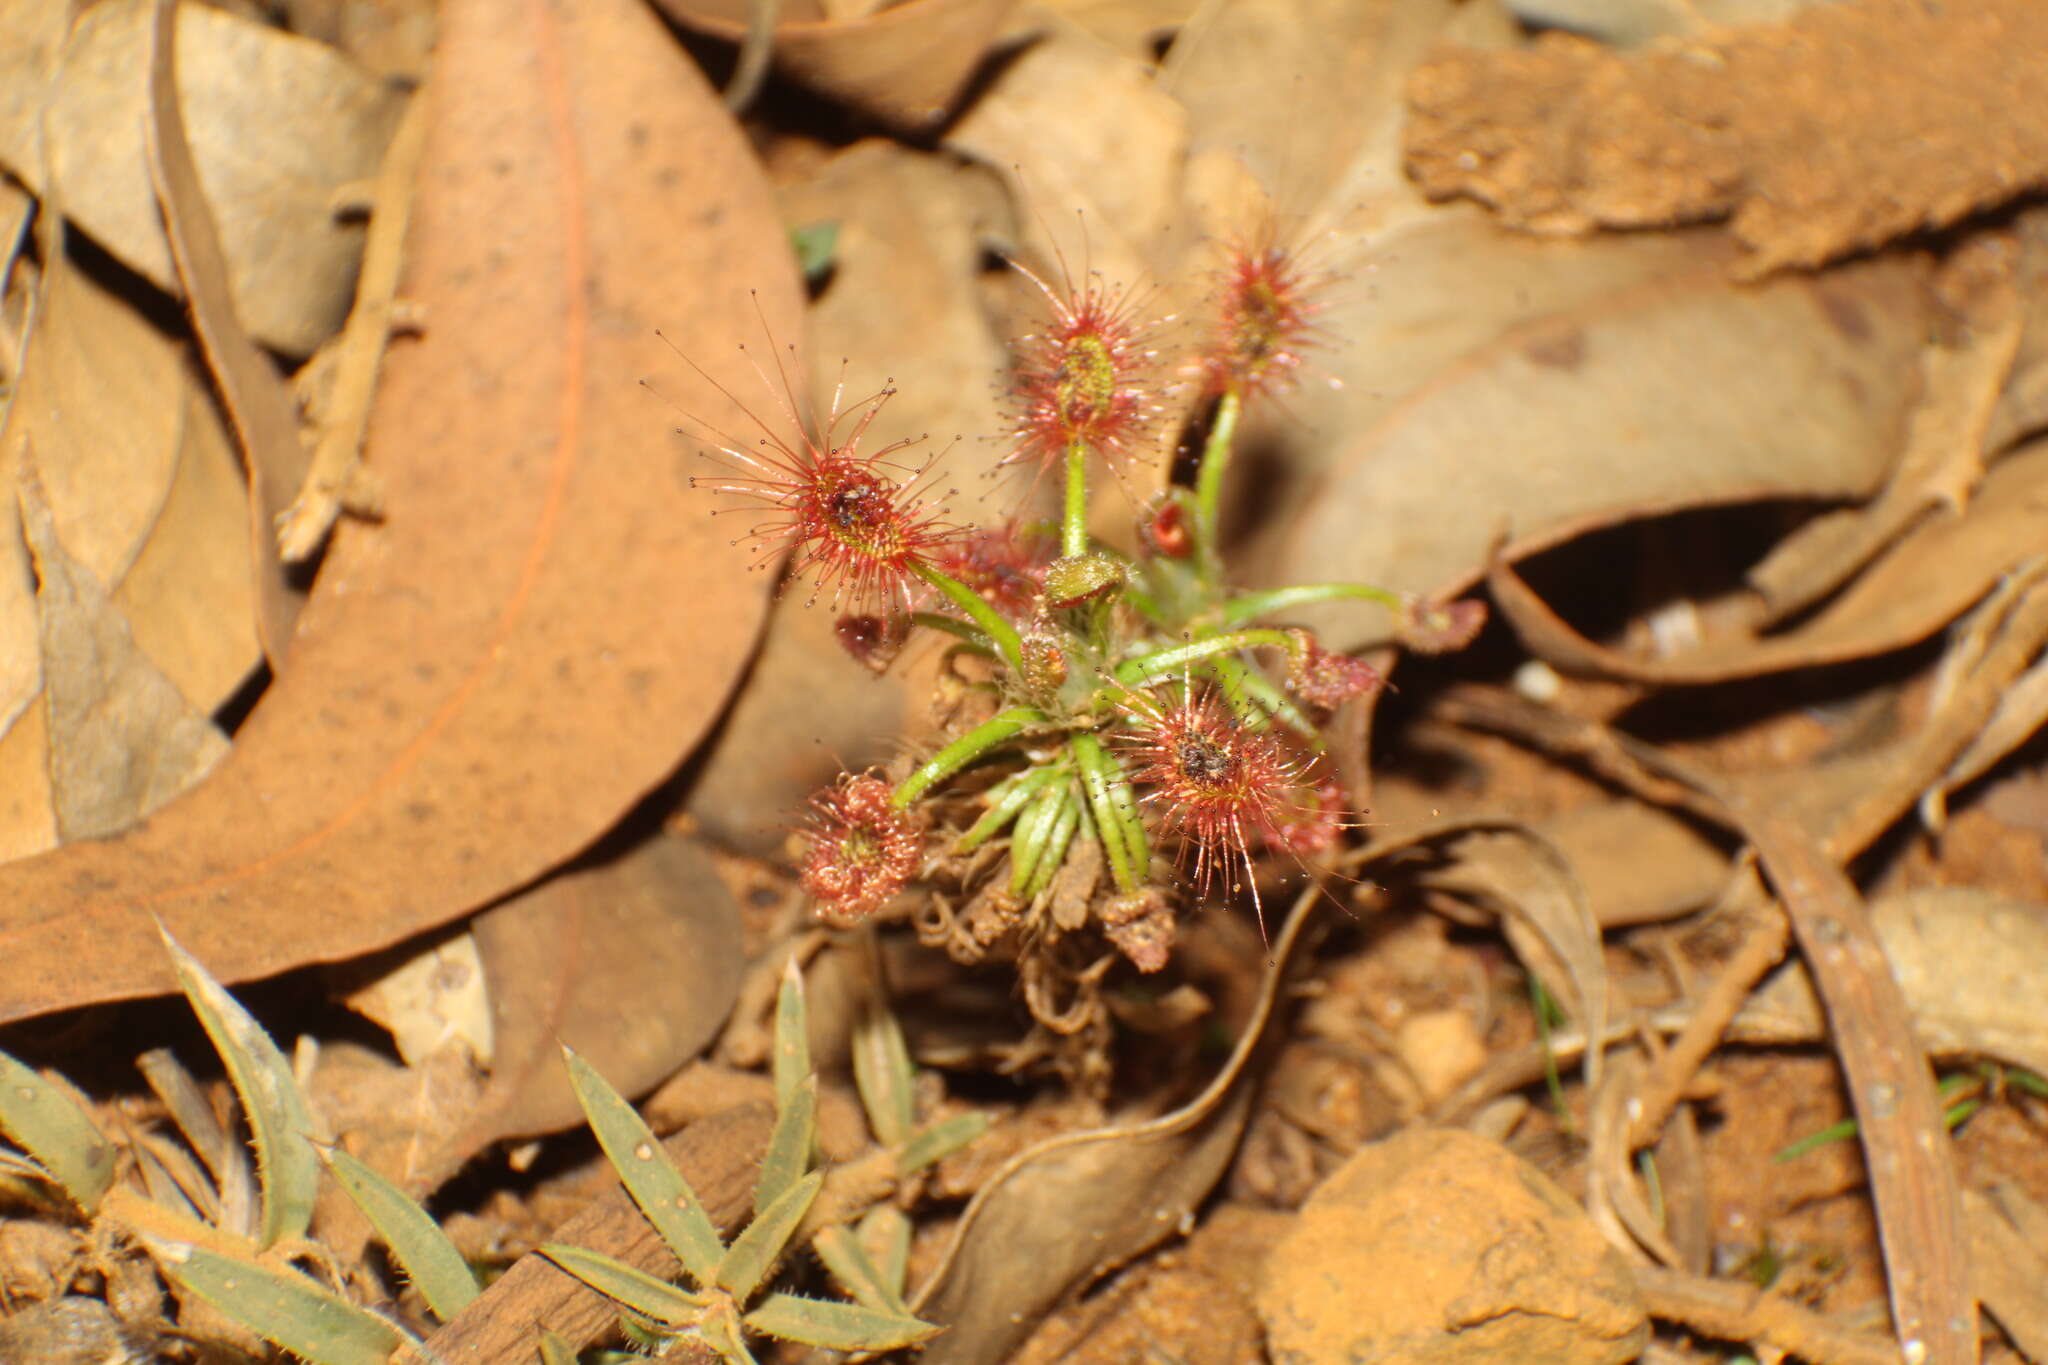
[1634,1264,1901,1365]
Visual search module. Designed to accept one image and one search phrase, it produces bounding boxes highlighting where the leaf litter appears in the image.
[6,0,2048,1363]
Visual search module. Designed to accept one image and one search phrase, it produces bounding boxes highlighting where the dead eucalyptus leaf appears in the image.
[0,0,796,1025]
[1738,888,2048,1080]
[452,834,745,1155]
[651,0,1017,128]
[147,0,307,669]
[25,0,404,355]
[1490,439,2048,685]
[19,458,227,843]
[1535,798,1730,929]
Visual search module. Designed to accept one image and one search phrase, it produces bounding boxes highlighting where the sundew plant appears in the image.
[684,226,1485,1066]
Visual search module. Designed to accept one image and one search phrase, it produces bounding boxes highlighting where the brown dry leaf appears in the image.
[0,0,72,191]
[0,224,256,859]
[1404,0,2048,275]
[23,0,404,355]
[1535,798,1730,929]
[451,833,745,1156]
[18,460,228,843]
[946,6,1187,296]
[651,0,1017,128]
[146,0,307,668]
[1966,1186,2048,1363]
[0,0,797,1025]
[1737,888,2048,1081]
[1487,438,2048,684]
[689,142,1015,847]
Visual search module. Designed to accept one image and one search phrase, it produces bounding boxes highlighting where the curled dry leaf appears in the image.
[650,0,1018,128]
[23,0,405,354]
[0,0,797,1025]
[1403,0,2048,275]
[1486,437,2048,684]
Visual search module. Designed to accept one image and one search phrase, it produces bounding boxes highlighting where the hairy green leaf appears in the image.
[851,998,916,1148]
[537,1243,707,1326]
[771,958,809,1115]
[160,925,321,1248]
[716,1169,820,1303]
[561,1045,723,1285]
[895,1111,989,1176]
[0,1047,114,1212]
[857,1205,912,1300]
[744,1291,942,1350]
[754,1074,816,1218]
[159,1242,403,1365]
[812,1223,905,1315]
[319,1146,478,1319]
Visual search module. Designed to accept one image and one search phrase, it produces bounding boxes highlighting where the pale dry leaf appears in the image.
[0,0,799,1025]
[652,0,1017,128]
[18,459,228,843]
[338,930,493,1070]
[28,0,405,355]
[0,0,73,192]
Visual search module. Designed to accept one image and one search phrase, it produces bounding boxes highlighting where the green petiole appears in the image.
[893,706,1046,809]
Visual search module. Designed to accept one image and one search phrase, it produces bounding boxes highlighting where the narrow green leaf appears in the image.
[715,1170,820,1303]
[537,1244,707,1326]
[754,1075,816,1218]
[812,1224,904,1315]
[851,1000,916,1148]
[160,1242,403,1365]
[319,1146,478,1319]
[537,1328,580,1365]
[744,1292,941,1351]
[856,1206,911,1301]
[771,959,809,1117]
[0,1047,114,1213]
[894,1111,989,1176]
[561,1046,723,1286]
[159,925,320,1248]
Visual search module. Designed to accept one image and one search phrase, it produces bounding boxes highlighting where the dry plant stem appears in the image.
[1633,1264,1902,1365]
[415,1103,772,1363]
[1625,875,1789,1151]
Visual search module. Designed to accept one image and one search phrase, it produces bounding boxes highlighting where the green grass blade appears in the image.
[771,958,810,1115]
[0,1047,114,1213]
[811,1223,904,1315]
[319,1146,478,1319]
[561,1046,723,1286]
[744,1292,941,1351]
[754,1075,816,1218]
[894,1111,988,1176]
[158,1242,403,1365]
[159,925,320,1248]
[538,1243,708,1325]
[715,1169,820,1302]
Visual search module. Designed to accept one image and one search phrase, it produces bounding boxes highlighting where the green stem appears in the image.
[1217,581,1404,629]
[1113,628,1298,687]
[1062,439,1090,558]
[892,706,1046,808]
[908,560,1025,675]
[1192,388,1242,588]
[955,764,1064,853]
[1069,733,1143,893]
[908,611,994,652]
[1206,653,1319,742]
